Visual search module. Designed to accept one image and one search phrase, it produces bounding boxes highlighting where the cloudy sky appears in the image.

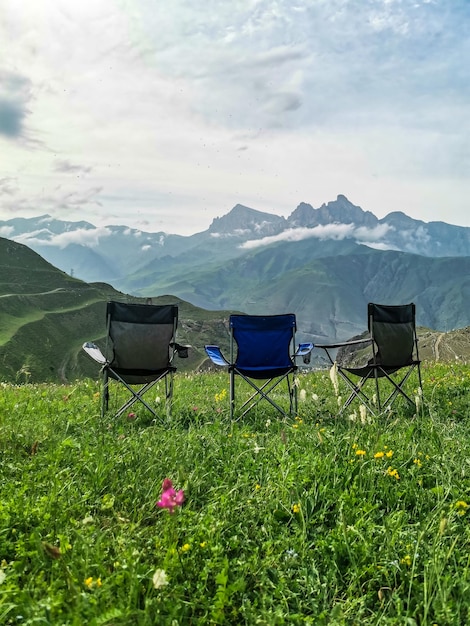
[1,0,469,235]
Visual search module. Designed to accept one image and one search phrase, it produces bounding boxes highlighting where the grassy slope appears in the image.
[0,366,470,624]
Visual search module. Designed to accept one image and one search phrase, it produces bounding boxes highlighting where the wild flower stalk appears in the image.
[330,362,339,396]
[156,478,185,514]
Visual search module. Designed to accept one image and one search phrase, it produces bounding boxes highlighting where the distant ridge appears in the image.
[2,195,470,345]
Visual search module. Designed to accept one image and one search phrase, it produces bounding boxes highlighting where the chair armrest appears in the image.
[171,342,190,358]
[82,342,107,365]
[316,338,373,350]
[294,342,314,364]
[204,345,230,367]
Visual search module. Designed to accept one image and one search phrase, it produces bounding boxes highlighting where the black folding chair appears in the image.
[83,301,188,420]
[205,313,313,419]
[317,303,423,415]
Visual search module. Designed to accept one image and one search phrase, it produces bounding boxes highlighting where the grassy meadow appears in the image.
[1,363,470,625]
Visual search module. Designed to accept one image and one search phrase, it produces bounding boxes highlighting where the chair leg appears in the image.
[336,369,378,416]
[235,374,294,419]
[374,370,381,412]
[165,372,174,419]
[289,375,297,417]
[230,369,235,419]
[379,366,418,409]
[102,370,109,419]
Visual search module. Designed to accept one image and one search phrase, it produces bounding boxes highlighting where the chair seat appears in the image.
[233,365,296,380]
[107,365,177,385]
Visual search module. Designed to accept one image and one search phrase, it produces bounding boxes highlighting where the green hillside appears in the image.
[134,240,470,342]
[0,238,232,383]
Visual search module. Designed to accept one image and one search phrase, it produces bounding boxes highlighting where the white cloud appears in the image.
[0,226,14,237]
[241,222,392,249]
[13,226,112,249]
[362,242,400,252]
[355,223,392,242]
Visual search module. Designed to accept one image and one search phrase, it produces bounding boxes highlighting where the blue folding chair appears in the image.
[205,314,313,419]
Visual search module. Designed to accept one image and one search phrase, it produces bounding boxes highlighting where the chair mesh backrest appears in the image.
[107,302,177,371]
[369,303,416,367]
[230,314,296,369]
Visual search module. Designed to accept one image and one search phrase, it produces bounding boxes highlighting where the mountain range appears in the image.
[2,194,470,344]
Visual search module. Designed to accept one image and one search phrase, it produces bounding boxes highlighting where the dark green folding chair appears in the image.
[317,303,423,415]
[83,301,188,420]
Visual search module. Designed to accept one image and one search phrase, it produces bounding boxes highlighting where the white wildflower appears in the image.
[329,363,339,395]
[299,389,307,402]
[152,568,169,589]
[359,405,367,424]
[415,387,423,411]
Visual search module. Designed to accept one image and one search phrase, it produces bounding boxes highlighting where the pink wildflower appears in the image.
[156,478,184,514]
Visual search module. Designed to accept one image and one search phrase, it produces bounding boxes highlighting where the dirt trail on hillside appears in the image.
[433,332,445,361]
[0,288,67,298]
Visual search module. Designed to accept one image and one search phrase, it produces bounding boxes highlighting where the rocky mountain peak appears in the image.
[320,195,378,227]
[287,195,378,228]
[208,204,287,237]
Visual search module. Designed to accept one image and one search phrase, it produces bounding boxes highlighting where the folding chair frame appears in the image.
[205,314,313,420]
[83,301,187,422]
[317,303,423,416]
[229,362,298,420]
[101,364,175,421]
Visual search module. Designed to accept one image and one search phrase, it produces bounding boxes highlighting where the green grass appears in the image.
[1,365,470,625]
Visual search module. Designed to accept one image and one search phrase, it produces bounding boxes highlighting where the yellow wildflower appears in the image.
[355,449,366,456]
[292,503,301,514]
[374,451,384,459]
[386,450,394,458]
[180,543,191,552]
[215,389,227,403]
[401,555,412,567]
